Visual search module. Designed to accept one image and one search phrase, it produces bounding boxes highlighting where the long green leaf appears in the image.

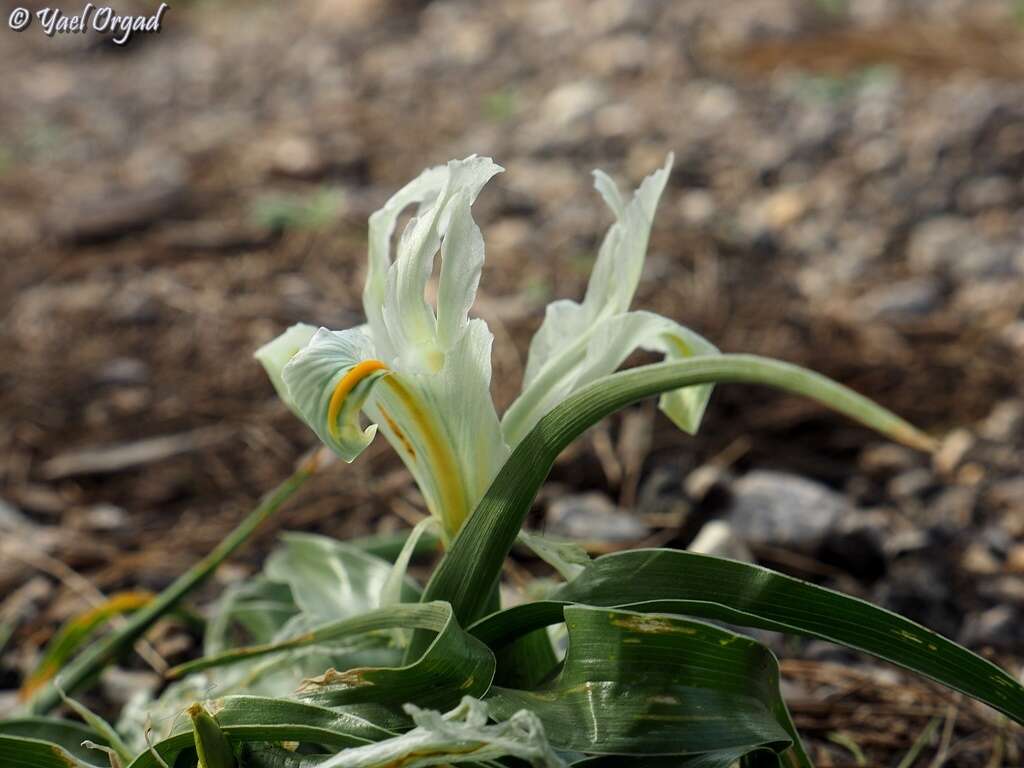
[126,696,394,768]
[416,355,934,647]
[0,718,106,768]
[172,603,495,732]
[25,455,321,715]
[294,602,495,723]
[467,549,1024,725]
[485,606,798,761]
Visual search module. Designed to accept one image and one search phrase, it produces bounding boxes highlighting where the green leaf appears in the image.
[188,704,236,768]
[203,579,299,658]
[125,696,394,768]
[169,602,495,732]
[0,718,107,767]
[250,696,567,768]
[24,459,318,714]
[293,603,495,725]
[20,591,152,702]
[266,533,421,623]
[485,606,798,761]
[468,548,1024,726]
[417,354,934,643]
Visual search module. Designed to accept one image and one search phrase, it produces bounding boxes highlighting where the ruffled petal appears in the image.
[281,327,385,461]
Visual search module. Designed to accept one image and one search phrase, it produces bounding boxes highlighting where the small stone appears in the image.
[1006,545,1024,575]
[542,80,606,127]
[961,606,1022,650]
[725,471,850,554]
[688,521,752,562]
[907,215,1007,279]
[271,136,324,180]
[678,190,717,227]
[961,542,1001,576]
[979,400,1024,443]
[855,278,942,321]
[875,556,958,637]
[96,357,149,387]
[83,503,127,531]
[928,487,975,533]
[546,492,648,543]
[957,175,1016,213]
[988,476,1024,511]
[860,443,920,474]
[979,576,1024,604]
[888,468,934,500]
[934,429,974,475]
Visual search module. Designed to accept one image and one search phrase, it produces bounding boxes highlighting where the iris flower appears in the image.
[256,155,717,542]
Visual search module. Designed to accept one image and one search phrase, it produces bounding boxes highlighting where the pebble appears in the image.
[979,400,1024,443]
[934,428,974,475]
[687,521,752,562]
[957,175,1016,213]
[961,606,1022,650]
[724,471,850,555]
[546,492,649,543]
[1006,545,1024,575]
[960,541,1001,577]
[887,468,934,500]
[854,278,942,321]
[907,215,1005,279]
[541,80,606,127]
[860,443,921,474]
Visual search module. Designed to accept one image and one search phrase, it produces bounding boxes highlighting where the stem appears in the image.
[24,451,323,714]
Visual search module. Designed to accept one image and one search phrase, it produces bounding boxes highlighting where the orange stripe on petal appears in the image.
[327,359,389,439]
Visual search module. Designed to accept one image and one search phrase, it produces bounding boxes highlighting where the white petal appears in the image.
[365,164,449,360]
[436,189,485,352]
[574,310,719,435]
[582,153,673,318]
[433,319,509,517]
[383,156,502,372]
[253,323,318,412]
[513,156,673,419]
[281,327,384,461]
[503,310,718,446]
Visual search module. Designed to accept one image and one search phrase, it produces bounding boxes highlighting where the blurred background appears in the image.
[2,0,1023,762]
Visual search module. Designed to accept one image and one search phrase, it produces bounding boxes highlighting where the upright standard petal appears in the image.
[515,156,673,393]
[365,165,450,361]
[382,156,502,373]
[503,156,687,446]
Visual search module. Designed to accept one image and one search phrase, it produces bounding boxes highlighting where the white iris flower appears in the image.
[256,154,718,541]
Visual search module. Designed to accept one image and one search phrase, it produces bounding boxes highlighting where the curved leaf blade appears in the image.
[418,354,934,645]
[469,549,1024,726]
[125,695,394,768]
[485,606,797,760]
[0,718,107,768]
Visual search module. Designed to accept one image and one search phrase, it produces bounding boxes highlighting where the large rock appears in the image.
[724,471,850,555]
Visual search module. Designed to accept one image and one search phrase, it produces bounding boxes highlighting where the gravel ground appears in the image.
[1,1,1023,763]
